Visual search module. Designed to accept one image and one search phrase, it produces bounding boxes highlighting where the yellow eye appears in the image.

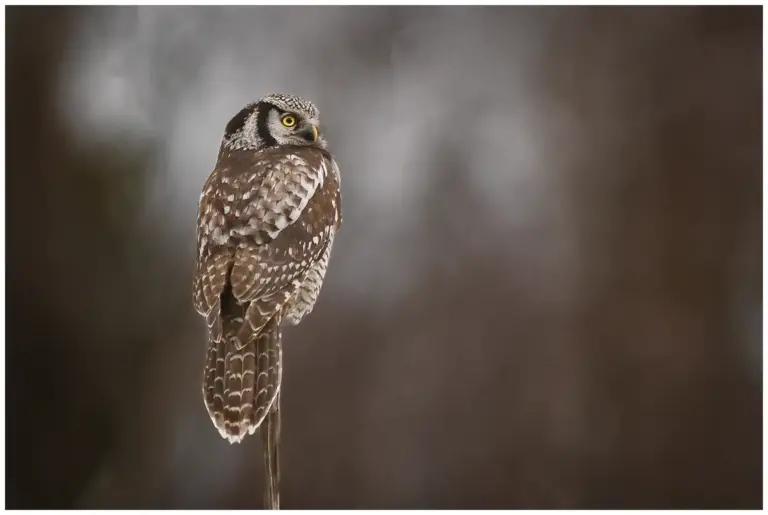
[281,115,296,127]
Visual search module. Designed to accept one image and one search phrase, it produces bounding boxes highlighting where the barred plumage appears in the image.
[192,93,342,508]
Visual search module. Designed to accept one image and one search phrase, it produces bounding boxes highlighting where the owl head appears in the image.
[221,93,326,152]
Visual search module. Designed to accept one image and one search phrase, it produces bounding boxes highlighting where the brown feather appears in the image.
[195,138,340,446]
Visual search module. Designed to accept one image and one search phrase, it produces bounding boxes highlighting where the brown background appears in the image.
[6,5,762,509]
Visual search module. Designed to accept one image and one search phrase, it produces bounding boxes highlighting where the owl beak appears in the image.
[301,125,319,143]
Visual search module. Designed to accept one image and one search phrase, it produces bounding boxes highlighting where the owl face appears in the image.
[263,104,319,147]
[222,93,326,152]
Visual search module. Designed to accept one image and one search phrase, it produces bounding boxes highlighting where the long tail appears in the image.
[202,293,284,509]
[262,392,281,510]
[203,295,282,444]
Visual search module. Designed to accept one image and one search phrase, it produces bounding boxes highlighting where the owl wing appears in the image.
[193,169,235,341]
[227,149,340,348]
[194,147,339,346]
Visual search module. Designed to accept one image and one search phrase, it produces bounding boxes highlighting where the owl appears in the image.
[192,93,342,506]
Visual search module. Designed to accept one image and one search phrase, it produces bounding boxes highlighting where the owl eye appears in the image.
[281,114,296,127]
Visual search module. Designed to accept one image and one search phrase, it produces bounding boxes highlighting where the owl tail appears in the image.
[202,298,283,445]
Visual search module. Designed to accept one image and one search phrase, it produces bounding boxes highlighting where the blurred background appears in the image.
[5,5,762,509]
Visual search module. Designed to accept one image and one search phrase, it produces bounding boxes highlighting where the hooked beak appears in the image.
[301,124,319,144]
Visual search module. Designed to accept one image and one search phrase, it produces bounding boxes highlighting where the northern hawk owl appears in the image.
[192,93,342,508]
